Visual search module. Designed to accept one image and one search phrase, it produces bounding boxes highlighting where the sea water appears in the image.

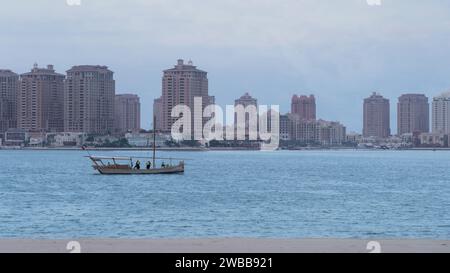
[0,150,449,239]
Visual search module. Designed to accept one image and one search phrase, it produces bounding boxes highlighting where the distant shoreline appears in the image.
[1,147,450,152]
[0,147,208,152]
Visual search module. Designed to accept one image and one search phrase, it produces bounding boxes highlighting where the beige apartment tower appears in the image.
[397,94,429,135]
[115,94,141,134]
[363,92,390,138]
[0,70,19,133]
[18,64,65,133]
[64,65,115,135]
[161,59,214,135]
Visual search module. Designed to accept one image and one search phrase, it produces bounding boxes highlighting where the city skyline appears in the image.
[2,1,450,132]
[1,61,449,137]
[5,61,449,133]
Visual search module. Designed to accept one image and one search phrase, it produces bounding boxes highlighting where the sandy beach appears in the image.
[0,239,448,253]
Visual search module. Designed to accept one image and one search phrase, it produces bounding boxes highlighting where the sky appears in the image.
[1,0,450,132]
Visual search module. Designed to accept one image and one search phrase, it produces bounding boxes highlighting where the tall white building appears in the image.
[432,92,450,134]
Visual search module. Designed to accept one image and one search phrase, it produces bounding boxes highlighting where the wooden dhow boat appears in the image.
[85,116,186,175]
[87,156,185,175]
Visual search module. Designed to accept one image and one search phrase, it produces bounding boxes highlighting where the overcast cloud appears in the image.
[1,0,450,131]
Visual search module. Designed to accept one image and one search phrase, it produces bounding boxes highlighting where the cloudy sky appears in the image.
[1,0,450,132]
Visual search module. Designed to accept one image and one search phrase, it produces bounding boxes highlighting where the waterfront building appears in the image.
[363,92,390,138]
[346,132,362,143]
[160,59,214,136]
[289,114,319,143]
[400,133,414,145]
[0,69,18,133]
[419,133,448,147]
[318,120,347,145]
[46,132,87,147]
[125,132,170,147]
[397,94,429,135]
[279,114,291,141]
[64,65,115,135]
[3,128,27,146]
[432,92,450,134]
[234,92,258,139]
[291,94,316,121]
[114,94,141,134]
[18,64,65,133]
[288,114,346,145]
[28,131,46,147]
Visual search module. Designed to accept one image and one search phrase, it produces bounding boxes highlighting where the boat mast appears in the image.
[153,115,156,168]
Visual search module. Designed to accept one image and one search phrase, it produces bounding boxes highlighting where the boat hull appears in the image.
[94,164,184,175]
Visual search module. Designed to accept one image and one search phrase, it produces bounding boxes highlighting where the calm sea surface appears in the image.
[0,150,449,239]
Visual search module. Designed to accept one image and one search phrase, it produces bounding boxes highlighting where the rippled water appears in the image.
[0,150,449,239]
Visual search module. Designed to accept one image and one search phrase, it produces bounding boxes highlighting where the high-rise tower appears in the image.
[64,65,115,135]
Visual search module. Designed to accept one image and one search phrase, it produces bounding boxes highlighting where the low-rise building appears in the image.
[3,128,28,146]
[318,120,346,146]
[400,133,414,144]
[49,132,87,147]
[419,133,448,147]
[125,132,171,148]
[288,114,346,146]
[346,132,362,143]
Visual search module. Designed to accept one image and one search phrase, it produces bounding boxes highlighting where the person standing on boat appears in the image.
[146,161,151,170]
[135,160,141,170]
